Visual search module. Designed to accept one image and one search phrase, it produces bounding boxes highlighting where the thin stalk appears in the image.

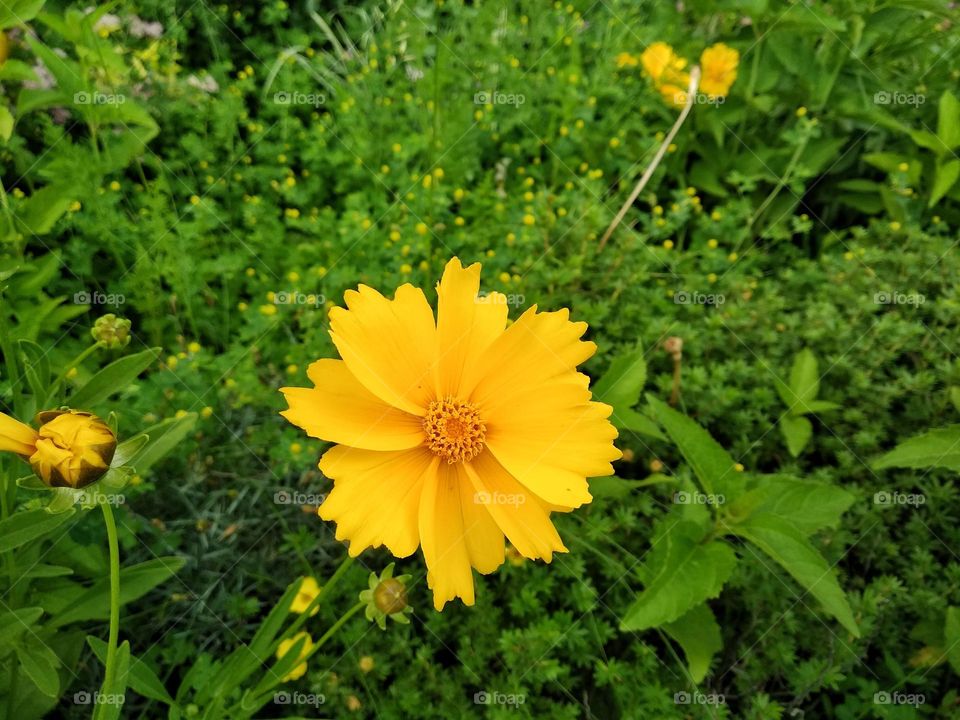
[99,502,121,707]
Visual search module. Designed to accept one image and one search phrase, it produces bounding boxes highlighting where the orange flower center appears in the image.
[423,397,486,464]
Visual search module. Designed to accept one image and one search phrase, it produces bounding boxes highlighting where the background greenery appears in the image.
[2,0,960,717]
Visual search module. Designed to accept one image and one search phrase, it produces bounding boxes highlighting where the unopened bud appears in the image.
[374,578,408,614]
[30,410,117,488]
[91,314,131,349]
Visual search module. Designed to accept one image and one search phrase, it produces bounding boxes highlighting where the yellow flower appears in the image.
[290,576,322,616]
[699,43,739,97]
[281,259,620,610]
[0,410,117,488]
[614,52,638,69]
[640,42,686,84]
[275,631,314,682]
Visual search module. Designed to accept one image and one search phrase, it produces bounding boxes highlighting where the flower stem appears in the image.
[100,501,121,704]
[283,554,354,639]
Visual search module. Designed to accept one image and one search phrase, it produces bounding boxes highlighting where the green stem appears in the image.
[56,342,100,392]
[282,554,355,639]
[100,502,121,706]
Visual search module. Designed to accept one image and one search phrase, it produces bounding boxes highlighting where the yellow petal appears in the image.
[459,481,504,574]
[465,450,567,561]
[329,283,437,415]
[435,258,508,397]
[281,359,424,451]
[469,306,596,411]
[419,461,475,610]
[484,378,620,507]
[0,411,38,456]
[319,446,435,558]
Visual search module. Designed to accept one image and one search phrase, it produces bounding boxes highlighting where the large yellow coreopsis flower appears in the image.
[640,42,687,85]
[699,43,739,97]
[281,258,620,609]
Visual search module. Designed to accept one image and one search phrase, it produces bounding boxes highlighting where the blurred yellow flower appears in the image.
[615,51,638,69]
[640,42,687,84]
[699,43,739,97]
[290,576,322,616]
[276,632,314,682]
[281,259,620,610]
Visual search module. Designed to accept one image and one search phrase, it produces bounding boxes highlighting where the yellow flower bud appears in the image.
[30,410,117,488]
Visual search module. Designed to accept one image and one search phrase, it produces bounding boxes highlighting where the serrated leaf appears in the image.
[621,521,737,631]
[727,476,855,534]
[874,425,960,471]
[730,513,860,637]
[646,395,744,498]
[781,415,813,457]
[663,603,722,683]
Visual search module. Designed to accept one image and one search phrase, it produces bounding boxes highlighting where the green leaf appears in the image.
[93,640,130,720]
[621,521,737,631]
[873,425,960,471]
[804,400,840,413]
[0,0,46,29]
[663,603,723,683]
[646,395,744,498]
[946,607,960,675]
[727,476,855,534]
[51,557,185,627]
[15,639,60,698]
[781,415,813,457]
[937,91,960,151]
[593,345,650,414]
[929,159,960,208]
[789,349,820,407]
[0,508,76,553]
[69,348,160,409]
[730,513,860,637]
[15,183,76,236]
[610,407,665,439]
[123,414,198,476]
[949,387,960,414]
[0,105,13,142]
[0,608,44,648]
[88,636,175,705]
